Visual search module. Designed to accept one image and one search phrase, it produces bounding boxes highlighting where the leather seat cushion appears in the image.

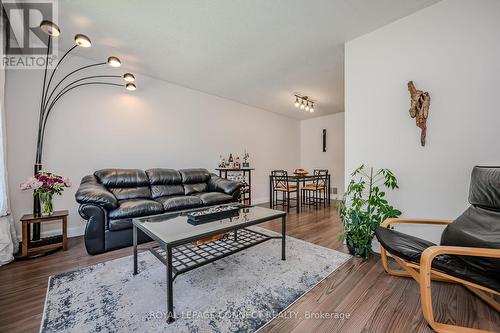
[109,186,152,200]
[150,185,184,199]
[155,195,203,211]
[376,226,500,292]
[184,183,208,195]
[108,218,133,232]
[108,199,163,220]
[192,192,234,205]
[375,226,435,263]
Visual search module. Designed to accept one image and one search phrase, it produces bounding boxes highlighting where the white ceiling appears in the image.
[48,0,439,119]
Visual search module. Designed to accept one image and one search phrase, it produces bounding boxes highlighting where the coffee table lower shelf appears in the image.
[149,228,278,280]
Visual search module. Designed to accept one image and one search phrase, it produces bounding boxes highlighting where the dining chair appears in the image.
[301,169,328,208]
[271,170,297,212]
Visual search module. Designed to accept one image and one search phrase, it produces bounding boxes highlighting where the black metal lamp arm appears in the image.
[36,35,52,166]
[42,44,78,107]
[42,62,107,111]
[37,81,123,159]
[41,75,121,136]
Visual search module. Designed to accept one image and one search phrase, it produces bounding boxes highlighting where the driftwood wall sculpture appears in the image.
[407,81,430,146]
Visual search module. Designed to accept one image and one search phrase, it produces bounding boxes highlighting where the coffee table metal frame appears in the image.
[132,206,286,323]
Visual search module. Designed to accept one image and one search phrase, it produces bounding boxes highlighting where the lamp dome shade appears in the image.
[74,34,91,47]
[123,73,135,82]
[107,56,121,67]
[126,83,136,91]
[40,20,60,36]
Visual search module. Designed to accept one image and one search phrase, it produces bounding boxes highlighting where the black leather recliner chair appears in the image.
[75,168,242,255]
[375,166,500,333]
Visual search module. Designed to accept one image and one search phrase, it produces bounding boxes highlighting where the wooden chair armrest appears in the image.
[420,245,500,290]
[381,218,452,228]
[419,245,500,329]
[421,245,500,264]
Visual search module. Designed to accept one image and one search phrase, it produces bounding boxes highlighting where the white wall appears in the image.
[300,112,344,199]
[345,0,500,243]
[5,55,300,237]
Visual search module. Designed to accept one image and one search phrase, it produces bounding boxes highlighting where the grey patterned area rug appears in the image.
[41,228,350,333]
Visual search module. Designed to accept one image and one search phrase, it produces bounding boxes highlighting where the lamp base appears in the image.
[33,163,42,239]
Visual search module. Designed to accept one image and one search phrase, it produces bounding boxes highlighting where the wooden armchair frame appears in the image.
[380,218,500,333]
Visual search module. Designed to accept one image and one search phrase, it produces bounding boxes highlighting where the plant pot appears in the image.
[346,237,371,258]
[346,242,362,257]
[39,192,54,215]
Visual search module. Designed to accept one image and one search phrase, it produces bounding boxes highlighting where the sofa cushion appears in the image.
[146,168,182,185]
[155,195,203,211]
[95,169,149,187]
[108,199,163,220]
[109,187,152,201]
[184,183,208,195]
[192,192,234,205]
[108,218,133,232]
[151,185,185,199]
[179,168,210,184]
[95,169,152,200]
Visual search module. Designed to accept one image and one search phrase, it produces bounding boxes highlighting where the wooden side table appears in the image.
[20,210,68,257]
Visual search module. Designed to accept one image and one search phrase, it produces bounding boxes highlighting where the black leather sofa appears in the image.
[75,168,242,254]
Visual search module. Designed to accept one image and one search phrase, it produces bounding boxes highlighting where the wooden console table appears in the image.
[20,210,68,257]
[216,168,254,205]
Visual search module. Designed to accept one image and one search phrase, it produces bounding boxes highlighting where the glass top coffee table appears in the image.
[132,204,287,323]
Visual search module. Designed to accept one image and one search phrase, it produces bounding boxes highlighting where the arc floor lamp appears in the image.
[31,20,137,240]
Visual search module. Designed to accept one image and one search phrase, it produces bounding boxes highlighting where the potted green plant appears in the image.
[339,165,401,258]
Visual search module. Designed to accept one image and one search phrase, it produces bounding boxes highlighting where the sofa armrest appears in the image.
[208,174,243,195]
[79,204,107,255]
[75,175,118,209]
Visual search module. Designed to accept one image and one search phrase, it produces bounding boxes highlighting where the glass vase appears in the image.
[39,192,54,215]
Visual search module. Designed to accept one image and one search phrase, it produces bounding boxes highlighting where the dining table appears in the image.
[269,172,331,213]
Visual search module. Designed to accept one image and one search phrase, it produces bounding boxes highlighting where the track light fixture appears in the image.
[294,94,315,113]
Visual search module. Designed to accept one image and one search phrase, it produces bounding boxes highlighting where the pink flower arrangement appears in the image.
[20,171,71,195]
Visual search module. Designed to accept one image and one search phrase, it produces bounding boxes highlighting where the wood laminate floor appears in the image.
[0,203,498,332]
